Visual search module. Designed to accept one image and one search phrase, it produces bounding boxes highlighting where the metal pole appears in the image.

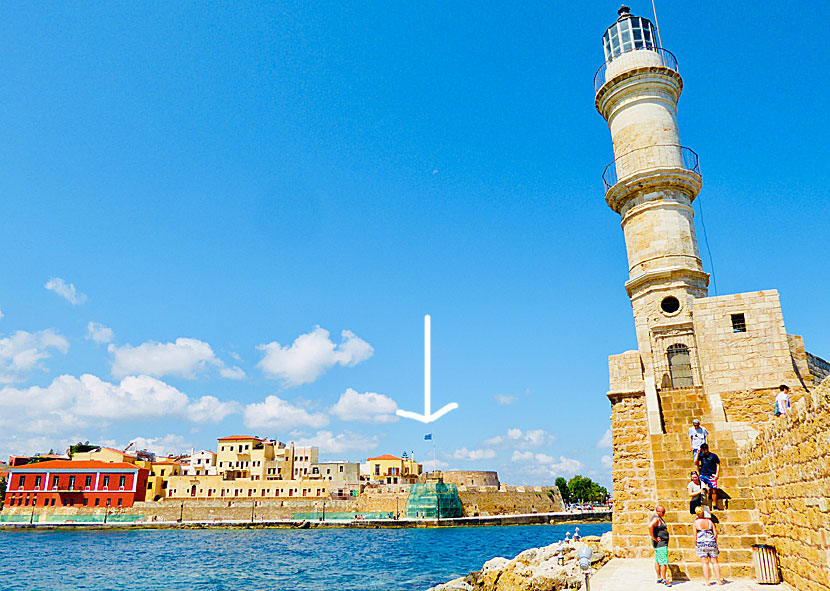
[584,572,591,591]
[179,501,183,522]
[251,501,255,523]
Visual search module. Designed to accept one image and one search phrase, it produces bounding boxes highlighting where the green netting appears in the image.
[0,514,32,523]
[404,483,463,518]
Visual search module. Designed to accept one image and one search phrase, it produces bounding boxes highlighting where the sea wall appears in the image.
[1,488,567,523]
[458,487,563,517]
[741,376,830,591]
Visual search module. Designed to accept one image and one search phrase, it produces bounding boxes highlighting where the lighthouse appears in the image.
[595,5,708,421]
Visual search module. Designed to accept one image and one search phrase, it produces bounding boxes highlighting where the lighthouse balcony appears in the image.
[594,46,678,94]
[602,144,699,193]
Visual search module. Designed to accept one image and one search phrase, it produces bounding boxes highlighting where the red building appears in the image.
[2,460,149,510]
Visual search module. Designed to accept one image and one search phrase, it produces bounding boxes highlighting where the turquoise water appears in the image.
[0,522,610,590]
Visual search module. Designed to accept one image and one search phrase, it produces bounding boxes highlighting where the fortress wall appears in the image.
[458,488,563,517]
[608,391,658,558]
[741,377,830,591]
[721,387,808,426]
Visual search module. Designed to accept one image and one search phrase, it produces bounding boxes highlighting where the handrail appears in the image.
[594,46,679,94]
[602,144,700,192]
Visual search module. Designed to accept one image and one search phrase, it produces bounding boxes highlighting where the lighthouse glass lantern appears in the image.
[602,7,656,61]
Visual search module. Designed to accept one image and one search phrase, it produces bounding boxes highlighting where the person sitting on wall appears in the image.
[648,505,671,586]
[687,471,705,516]
[774,384,791,416]
[688,418,709,463]
[696,443,721,509]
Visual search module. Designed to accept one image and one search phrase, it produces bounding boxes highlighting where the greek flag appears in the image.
[424,434,432,440]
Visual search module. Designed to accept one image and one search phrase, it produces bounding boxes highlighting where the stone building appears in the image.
[594,5,828,579]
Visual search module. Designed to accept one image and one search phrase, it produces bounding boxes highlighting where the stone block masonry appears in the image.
[741,376,830,591]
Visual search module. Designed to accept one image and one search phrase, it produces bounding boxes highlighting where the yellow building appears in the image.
[71,447,137,464]
[367,454,422,484]
[141,459,183,502]
[164,435,327,500]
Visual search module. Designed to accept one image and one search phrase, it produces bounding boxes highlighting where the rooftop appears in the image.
[8,460,140,471]
[217,435,262,441]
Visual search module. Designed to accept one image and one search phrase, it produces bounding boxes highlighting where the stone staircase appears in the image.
[651,387,762,580]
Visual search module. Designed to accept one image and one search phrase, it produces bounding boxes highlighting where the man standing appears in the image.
[775,384,791,416]
[688,418,708,462]
[648,505,671,585]
[696,443,721,509]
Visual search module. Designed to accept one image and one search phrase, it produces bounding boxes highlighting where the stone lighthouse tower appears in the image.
[595,6,708,430]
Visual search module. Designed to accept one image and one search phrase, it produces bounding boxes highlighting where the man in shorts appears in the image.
[648,505,670,585]
[696,443,721,509]
[688,418,708,462]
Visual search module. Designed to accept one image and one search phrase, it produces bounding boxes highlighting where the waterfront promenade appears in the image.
[588,559,793,590]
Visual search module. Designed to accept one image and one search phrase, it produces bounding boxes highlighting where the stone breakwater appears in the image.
[426,532,612,591]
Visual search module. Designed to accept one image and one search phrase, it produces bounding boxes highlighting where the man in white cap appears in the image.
[689,418,708,463]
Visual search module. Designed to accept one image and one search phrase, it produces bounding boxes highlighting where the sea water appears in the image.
[0,522,610,590]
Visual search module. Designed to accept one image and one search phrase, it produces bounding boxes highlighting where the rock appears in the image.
[426,577,475,591]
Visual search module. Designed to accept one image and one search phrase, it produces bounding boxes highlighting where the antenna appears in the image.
[651,0,664,49]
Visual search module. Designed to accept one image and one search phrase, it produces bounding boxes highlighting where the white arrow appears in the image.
[396,314,459,424]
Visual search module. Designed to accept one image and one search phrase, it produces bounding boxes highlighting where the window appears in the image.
[83,499,88,506]
[35,475,42,488]
[51,498,56,506]
[106,498,111,507]
[69,476,76,490]
[103,475,110,489]
[19,476,25,489]
[69,499,75,507]
[119,475,126,488]
[52,475,59,489]
[339,466,343,473]
[160,469,165,477]
[95,499,100,507]
[660,296,680,314]
[85,475,92,488]
[117,499,123,507]
[731,313,747,333]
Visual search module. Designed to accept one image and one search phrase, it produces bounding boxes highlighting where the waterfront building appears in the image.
[184,450,217,476]
[71,446,138,464]
[366,454,422,485]
[309,461,361,498]
[2,460,148,509]
[440,471,500,489]
[142,459,183,502]
[595,5,829,578]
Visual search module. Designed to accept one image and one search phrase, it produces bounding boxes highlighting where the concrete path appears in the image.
[586,559,793,590]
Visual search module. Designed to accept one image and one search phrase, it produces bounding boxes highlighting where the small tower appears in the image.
[595,6,707,424]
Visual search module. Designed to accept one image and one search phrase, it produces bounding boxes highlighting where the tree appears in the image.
[566,475,609,504]
[67,442,97,458]
[555,476,571,504]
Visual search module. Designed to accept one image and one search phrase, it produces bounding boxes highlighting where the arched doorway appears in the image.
[667,344,694,388]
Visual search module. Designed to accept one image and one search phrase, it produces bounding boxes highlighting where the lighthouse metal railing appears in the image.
[594,46,678,94]
[602,145,700,192]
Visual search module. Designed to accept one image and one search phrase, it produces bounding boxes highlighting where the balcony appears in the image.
[594,46,678,94]
[602,145,700,193]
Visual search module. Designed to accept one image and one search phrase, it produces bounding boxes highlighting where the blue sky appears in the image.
[0,2,827,488]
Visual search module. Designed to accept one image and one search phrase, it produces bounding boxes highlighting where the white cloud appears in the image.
[243,395,330,431]
[510,450,585,479]
[506,428,556,449]
[422,459,449,472]
[0,309,4,319]
[452,447,496,461]
[0,329,70,383]
[257,327,373,386]
[601,455,612,469]
[219,366,246,380]
[494,394,518,406]
[129,434,191,458]
[44,277,87,305]
[330,388,398,423]
[109,338,218,379]
[483,435,504,446]
[86,322,114,344]
[0,374,240,435]
[294,430,379,454]
[186,395,240,423]
[596,428,612,449]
